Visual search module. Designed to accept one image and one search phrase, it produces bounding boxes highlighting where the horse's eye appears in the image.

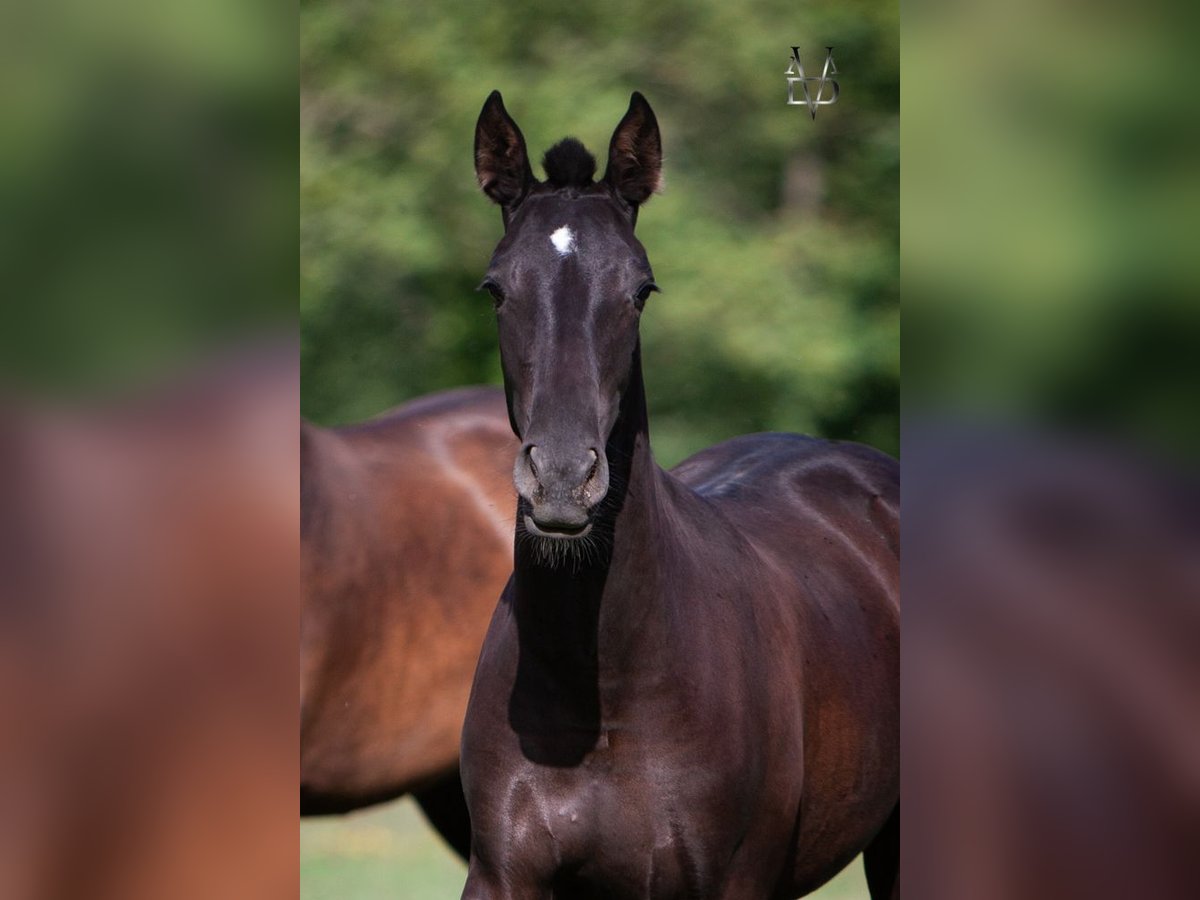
[476,278,506,308]
[633,281,659,310]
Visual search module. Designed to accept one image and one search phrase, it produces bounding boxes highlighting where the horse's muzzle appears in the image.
[514,443,607,536]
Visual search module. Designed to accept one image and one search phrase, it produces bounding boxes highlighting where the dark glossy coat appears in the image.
[459,94,899,898]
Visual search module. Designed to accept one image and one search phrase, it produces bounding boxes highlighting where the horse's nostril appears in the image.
[526,445,539,480]
[586,449,599,483]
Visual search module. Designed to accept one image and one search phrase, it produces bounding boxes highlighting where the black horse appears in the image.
[460,91,899,899]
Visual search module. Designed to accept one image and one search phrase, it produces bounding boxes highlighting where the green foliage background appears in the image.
[301,0,899,465]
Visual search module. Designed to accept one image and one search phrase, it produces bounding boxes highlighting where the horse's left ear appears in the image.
[604,92,663,209]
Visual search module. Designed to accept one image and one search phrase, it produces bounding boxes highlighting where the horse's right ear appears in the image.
[474,91,534,209]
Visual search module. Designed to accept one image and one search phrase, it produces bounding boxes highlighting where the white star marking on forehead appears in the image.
[550,225,576,256]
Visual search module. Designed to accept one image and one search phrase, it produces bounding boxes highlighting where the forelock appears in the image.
[541,138,597,189]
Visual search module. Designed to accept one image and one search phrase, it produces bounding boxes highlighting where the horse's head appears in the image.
[475,91,662,540]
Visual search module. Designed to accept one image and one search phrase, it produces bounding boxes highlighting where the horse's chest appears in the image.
[511,741,735,897]
[542,781,688,896]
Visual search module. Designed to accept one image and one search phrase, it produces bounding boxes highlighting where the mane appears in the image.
[541,138,597,188]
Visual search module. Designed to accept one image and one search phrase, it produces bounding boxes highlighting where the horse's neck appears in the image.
[511,349,675,677]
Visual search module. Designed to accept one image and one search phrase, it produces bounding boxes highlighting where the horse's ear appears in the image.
[475,91,534,208]
[604,92,662,208]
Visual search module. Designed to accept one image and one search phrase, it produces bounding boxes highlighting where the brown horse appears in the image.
[300,386,517,855]
[459,93,899,898]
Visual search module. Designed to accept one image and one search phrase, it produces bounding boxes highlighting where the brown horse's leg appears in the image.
[412,770,472,860]
[863,803,899,900]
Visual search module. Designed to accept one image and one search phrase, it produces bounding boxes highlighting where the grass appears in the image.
[301,798,871,899]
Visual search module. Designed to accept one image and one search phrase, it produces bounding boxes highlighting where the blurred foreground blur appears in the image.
[0,343,299,900]
[904,0,1200,895]
[903,427,1199,899]
[0,0,296,896]
[904,0,1200,454]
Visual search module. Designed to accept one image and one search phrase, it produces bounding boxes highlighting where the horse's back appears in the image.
[669,430,899,650]
[339,385,509,440]
[302,385,514,629]
[672,432,898,566]
[302,386,512,542]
